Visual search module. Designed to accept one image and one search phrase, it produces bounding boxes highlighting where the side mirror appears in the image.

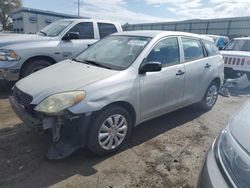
[62,32,79,40]
[139,59,162,74]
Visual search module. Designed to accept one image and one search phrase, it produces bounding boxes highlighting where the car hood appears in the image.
[229,100,250,153]
[220,50,250,57]
[0,34,51,48]
[16,60,119,103]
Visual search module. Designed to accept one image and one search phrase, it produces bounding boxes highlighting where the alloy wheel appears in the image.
[206,85,218,107]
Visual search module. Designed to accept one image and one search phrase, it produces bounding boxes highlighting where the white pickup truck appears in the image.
[221,37,250,79]
[0,19,122,82]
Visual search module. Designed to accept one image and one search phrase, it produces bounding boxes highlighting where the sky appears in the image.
[22,0,250,24]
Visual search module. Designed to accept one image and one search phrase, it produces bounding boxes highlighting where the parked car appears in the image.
[205,34,229,49]
[10,31,224,159]
[0,19,122,81]
[198,100,250,188]
[221,37,250,79]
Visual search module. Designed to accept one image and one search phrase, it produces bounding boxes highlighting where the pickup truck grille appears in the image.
[224,56,245,66]
[13,86,33,107]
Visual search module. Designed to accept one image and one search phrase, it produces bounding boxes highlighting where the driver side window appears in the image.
[68,22,94,39]
[147,37,180,67]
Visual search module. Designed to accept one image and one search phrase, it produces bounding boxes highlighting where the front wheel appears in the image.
[200,81,219,110]
[87,105,132,156]
[21,59,52,78]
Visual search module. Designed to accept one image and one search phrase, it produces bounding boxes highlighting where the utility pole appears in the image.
[78,0,80,17]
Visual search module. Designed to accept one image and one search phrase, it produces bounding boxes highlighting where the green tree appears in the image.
[0,0,22,30]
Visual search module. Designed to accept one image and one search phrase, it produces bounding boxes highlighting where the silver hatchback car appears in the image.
[10,31,224,159]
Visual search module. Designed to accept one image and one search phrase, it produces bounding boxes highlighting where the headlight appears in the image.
[0,49,21,61]
[34,91,86,114]
[217,129,250,187]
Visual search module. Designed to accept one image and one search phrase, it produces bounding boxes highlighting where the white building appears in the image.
[12,7,87,34]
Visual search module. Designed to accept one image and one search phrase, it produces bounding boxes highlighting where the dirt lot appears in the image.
[0,82,250,188]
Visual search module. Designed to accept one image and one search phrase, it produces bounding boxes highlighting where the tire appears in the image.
[200,81,219,111]
[87,105,132,156]
[21,59,52,78]
[246,73,250,81]
[0,80,15,91]
[224,68,241,79]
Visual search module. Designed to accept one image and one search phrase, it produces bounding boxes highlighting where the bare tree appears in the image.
[0,0,22,30]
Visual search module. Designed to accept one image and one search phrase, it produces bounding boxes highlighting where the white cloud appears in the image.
[78,0,250,25]
[146,0,202,8]
[175,1,250,20]
[146,0,250,20]
[79,0,172,24]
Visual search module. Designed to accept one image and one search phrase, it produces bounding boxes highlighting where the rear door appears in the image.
[60,22,98,59]
[181,37,211,104]
[140,37,185,121]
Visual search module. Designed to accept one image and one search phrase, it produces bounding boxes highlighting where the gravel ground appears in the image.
[0,81,250,188]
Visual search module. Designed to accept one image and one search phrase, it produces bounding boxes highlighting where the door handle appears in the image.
[205,63,211,68]
[176,70,185,76]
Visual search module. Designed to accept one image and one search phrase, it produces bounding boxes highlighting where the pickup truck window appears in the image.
[38,20,73,37]
[75,35,151,70]
[224,39,250,51]
[68,22,94,39]
[98,23,118,39]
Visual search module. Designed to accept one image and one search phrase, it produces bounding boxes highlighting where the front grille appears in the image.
[13,86,33,107]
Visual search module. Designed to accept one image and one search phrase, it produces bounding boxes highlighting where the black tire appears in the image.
[0,80,15,91]
[246,73,250,81]
[87,105,132,156]
[200,81,219,111]
[21,59,52,78]
[224,68,241,79]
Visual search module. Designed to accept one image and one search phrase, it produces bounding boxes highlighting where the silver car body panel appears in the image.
[15,31,224,126]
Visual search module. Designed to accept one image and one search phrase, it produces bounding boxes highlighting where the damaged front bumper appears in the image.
[9,96,92,160]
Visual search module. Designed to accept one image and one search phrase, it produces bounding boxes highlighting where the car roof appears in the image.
[234,37,250,40]
[205,34,228,38]
[59,18,120,24]
[113,30,213,41]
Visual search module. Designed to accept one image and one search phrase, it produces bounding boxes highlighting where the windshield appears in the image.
[75,35,151,70]
[38,20,73,37]
[224,39,250,51]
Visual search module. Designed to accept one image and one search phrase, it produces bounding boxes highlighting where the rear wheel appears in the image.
[21,59,52,78]
[200,81,219,110]
[88,105,132,156]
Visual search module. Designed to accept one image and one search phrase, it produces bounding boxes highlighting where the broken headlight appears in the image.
[34,91,86,115]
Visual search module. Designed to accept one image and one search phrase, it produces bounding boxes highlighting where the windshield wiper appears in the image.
[39,31,47,36]
[72,58,84,63]
[81,59,112,69]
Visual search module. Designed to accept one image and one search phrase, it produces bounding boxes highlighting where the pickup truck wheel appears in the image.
[21,60,52,78]
[200,81,219,110]
[88,105,132,156]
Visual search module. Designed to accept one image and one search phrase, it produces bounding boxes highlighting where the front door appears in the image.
[60,22,98,59]
[140,37,185,121]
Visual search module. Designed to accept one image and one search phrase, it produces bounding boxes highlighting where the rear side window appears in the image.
[203,40,219,56]
[98,23,118,39]
[147,37,180,67]
[182,38,204,62]
[69,22,94,39]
